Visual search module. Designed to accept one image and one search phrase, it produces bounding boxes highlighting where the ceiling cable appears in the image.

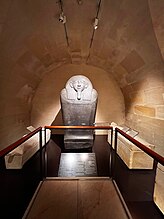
[57,0,69,47]
[86,0,102,63]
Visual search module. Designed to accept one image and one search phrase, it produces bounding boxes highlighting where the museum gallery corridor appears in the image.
[0,135,163,219]
[0,1,164,218]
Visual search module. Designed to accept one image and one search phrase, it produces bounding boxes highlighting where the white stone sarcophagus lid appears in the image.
[60,75,98,149]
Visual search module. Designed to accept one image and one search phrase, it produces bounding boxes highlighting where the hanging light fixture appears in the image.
[93,18,99,29]
[77,0,83,4]
[59,12,66,24]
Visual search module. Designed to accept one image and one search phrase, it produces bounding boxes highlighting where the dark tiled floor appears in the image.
[0,135,163,219]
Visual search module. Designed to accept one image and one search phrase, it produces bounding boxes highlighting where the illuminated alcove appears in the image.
[31,64,125,131]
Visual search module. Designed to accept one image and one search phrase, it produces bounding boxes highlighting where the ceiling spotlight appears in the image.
[77,0,83,4]
[59,12,66,24]
[93,18,99,29]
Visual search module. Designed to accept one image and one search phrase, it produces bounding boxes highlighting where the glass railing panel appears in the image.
[112,128,164,219]
[0,128,42,219]
[0,125,163,219]
[45,126,113,178]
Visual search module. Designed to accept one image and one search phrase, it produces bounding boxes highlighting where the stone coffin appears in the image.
[60,75,98,149]
[108,125,154,169]
[154,163,164,214]
[61,101,97,149]
[5,129,51,169]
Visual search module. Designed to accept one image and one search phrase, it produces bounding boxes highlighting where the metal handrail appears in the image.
[115,127,164,166]
[44,125,114,178]
[45,125,113,129]
[0,125,163,166]
[0,127,42,157]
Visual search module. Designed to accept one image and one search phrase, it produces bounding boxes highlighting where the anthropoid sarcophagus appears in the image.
[60,75,98,149]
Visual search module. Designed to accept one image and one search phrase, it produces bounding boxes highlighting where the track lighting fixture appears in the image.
[59,12,66,24]
[93,18,99,29]
[77,0,83,4]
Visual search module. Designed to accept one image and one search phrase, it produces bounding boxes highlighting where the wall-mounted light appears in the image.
[59,12,66,24]
[93,18,99,29]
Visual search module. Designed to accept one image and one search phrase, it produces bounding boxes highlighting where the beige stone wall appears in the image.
[31,64,125,131]
[113,59,164,150]
[0,0,46,150]
[149,0,164,61]
[0,0,164,154]
[0,60,41,150]
[108,1,164,151]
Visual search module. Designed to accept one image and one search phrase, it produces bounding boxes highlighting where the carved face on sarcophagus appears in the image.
[60,75,98,149]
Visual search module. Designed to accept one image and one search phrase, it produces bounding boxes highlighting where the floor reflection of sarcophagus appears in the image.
[60,75,98,149]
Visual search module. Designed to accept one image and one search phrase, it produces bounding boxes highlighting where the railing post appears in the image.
[109,127,113,178]
[114,128,118,153]
[39,128,43,180]
[111,127,113,147]
[44,127,46,146]
[112,127,118,179]
[44,127,47,179]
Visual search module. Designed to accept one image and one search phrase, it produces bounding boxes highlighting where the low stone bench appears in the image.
[154,162,164,214]
[108,124,154,169]
[5,129,51,169]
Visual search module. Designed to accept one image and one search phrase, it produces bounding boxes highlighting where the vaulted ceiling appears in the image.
[0,0,163,79]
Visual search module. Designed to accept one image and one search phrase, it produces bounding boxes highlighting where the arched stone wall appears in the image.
[31,64,125,130]
[0,0,164,153]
